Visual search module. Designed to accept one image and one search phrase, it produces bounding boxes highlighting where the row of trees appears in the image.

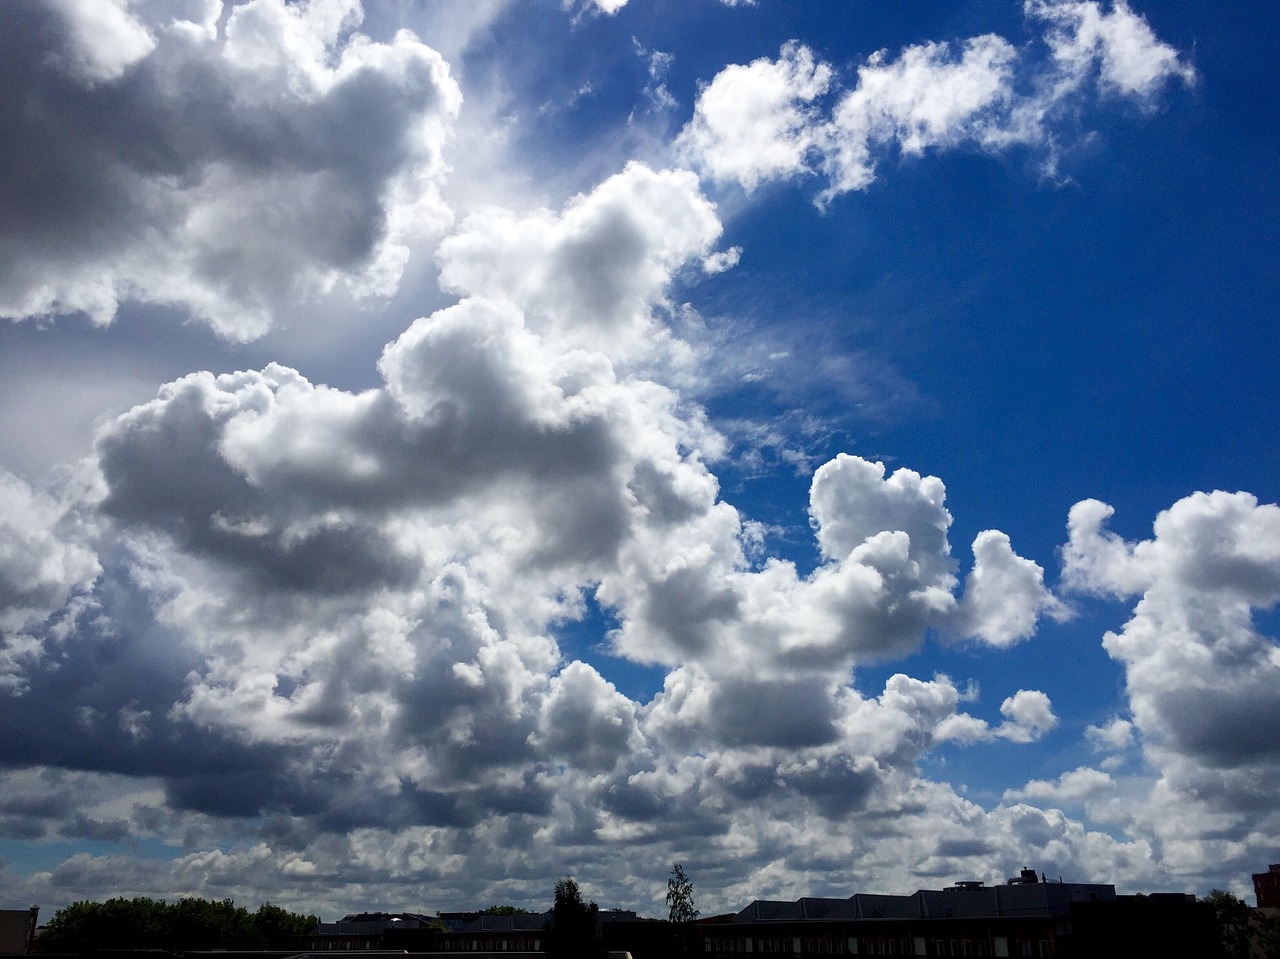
[38,865,698,957]
[39,897,317,953]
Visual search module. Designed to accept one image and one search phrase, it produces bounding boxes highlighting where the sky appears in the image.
[1,0,1278,922]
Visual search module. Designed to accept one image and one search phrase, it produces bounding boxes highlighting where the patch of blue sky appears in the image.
[552,587,669,704]
[1,837,181,875]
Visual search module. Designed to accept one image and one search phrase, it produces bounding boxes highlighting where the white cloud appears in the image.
[0,152,1087,912]
[533,662,640,772]
[43,0,158,83]
[674,43,833,192]
[951,530,1070,647]
[822,35,1018,198]
[1064,491,1280,782]
[0,471,100,694]
[933,686,1058,745]
[1029,0,1196,99]
[0,0,1264,922]
[0,0,461,339]
[602,452,1067,675]
[1060,490,1280,879]
[436,163,728,359]
[997,689,1059,743]
[1086,716,1134,752]
[1005,766,1114,803]
[676,1,1193,200]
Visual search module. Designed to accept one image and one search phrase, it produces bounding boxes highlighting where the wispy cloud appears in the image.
[676,0,1194,202]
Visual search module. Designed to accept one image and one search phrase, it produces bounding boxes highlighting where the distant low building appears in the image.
[300,912,437,951]
[284,870,1221,958]
[692,870,1216,959]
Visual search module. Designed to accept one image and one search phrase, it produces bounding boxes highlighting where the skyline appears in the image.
[1,0,1278,920]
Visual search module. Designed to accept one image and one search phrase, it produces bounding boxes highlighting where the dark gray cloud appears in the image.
[0,0,459,339]
[710,678,840,748]
[96,388,423,593]
[1162,683,1280,769]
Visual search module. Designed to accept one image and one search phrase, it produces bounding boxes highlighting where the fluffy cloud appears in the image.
[935,688,1058,745]
[0,471,100,694]
[0,472,99,634]
[951,531,1070,647]
[0,155,1082,912]
[1064,493,1280,781]
[1086,717,1134,752]
[821,35,1018,198]
[0,0,1267,924]
[436,162,725,358]
[0,0,460,339]
[675,43,833,192]
[676,0,1193,201]
[1029,0,1197,98]
[1059,492,1280,884]
[602,452,1065,677]
[1006,767,1115,807]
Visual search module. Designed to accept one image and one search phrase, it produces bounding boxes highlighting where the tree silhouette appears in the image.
[667,863,699,924]
[1207,890,1280,959]
[545,876,602,959]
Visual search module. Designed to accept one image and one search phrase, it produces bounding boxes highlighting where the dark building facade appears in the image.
[289,872,1217,958]
[690,873,1216,959]
[1254,864,1280,910]
[0,908,38,955]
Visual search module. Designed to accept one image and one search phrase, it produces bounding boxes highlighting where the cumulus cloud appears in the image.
[676,0,1193,201]
[436,162,727,358]
[997,690,1059,743]
[951,530,1070,647]
[0,0,1265,923]
[1053,491,1280,896]
[675,43,833,192]
[1029,0,1197,99]
[1063,492,1280,795]
[0,471,100,695]
[1006,766,1114,804]
[0,0,460,339]
[42,0,160,83]
[602,452,1063,679]
[0,472,99,635]
[934,688,1058,745]
[1086,717,1134,752]
[0,149,1089,913]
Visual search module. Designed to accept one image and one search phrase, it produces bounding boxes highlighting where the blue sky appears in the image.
[1,0,1278,920]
